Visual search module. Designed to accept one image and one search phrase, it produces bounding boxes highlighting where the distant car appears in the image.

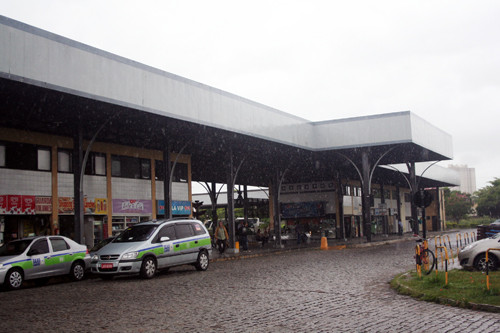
[0,235,91,290]
[91,219,212,280]
[458,232,500,271]
[490,219,500,226]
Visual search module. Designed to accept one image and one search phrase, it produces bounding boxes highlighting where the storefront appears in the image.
[0,195,52,244]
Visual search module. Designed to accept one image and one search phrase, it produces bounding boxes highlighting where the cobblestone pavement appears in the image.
[1,237,499,332]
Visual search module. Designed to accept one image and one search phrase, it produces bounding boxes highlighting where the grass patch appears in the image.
[391,269,500,311]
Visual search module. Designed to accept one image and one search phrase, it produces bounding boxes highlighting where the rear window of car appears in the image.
[192,223,206,236]
[50,238,70,252]
[115,225,158,242]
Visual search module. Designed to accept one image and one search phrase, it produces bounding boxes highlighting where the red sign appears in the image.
[59,197,74,214]
[0,195,6,214]
[8,195,22,214]
[22,195,35,215]
[0,195,35,214]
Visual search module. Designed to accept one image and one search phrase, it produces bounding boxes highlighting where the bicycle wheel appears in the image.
[421,249,435,275]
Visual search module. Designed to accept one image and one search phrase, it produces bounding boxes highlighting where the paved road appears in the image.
[0,237,498,332]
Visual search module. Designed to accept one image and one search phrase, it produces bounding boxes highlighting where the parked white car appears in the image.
[0,235,91,290]
[458,232,500,271]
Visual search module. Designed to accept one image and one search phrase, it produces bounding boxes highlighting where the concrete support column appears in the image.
[361,150,372,242]
[73,124,84,244]
[163,147,172,219]
[272,168,282,247]
[51,145,59,235]
[226,152,236,250]
[408,161,418,235]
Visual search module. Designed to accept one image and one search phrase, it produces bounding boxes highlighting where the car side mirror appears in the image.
[160,236,170,242]
[28,248,40,256]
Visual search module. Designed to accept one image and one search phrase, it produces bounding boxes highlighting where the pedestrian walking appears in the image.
[214,221,229,254]
[397,216,403,236]
[239,221,249,251]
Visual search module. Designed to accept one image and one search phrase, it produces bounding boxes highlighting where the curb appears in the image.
[392,272,500,313]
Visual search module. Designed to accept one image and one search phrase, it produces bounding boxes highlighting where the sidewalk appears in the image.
[211,231,442,262]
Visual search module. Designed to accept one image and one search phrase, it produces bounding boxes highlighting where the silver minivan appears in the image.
[91,219,212,279]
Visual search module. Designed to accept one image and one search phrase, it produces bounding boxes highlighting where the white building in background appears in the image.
[448,164,476,194]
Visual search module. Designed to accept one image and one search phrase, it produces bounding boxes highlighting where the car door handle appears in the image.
[175,244,180,248]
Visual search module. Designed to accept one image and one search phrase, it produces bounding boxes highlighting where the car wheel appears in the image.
[195,250,209,271]
[474,253,499,271]
[140,257,157,279]
[5,268,23,290]
[70,261,86,281]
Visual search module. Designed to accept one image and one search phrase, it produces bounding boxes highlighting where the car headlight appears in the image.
[122,252,139,260]
[91,254,99,261]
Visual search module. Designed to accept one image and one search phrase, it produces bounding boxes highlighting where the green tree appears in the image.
[475,178,500,218]
[444,188,474,222]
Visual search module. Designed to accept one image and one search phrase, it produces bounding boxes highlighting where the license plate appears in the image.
[101,263,113,269]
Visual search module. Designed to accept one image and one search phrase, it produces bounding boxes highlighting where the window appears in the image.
[192,223,206,236]
[50,238,70,252]
[84,152,106,176]
[30,239,49,255]
[404,193,411,203]
[94,154,106,175]
[58,150,72,172]
[172,162,187,183]
[112,157,121,177]
[0,144,4,167]
[37,148,51,171]
[157,225,176,241]
[140,159,151,179]
[343,185,351,196]
[175,223,194,239]
[154,160,187,182]
[111,155,150,179]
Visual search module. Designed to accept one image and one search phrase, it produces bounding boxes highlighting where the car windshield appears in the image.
[90,237,115,252]
[0,239,33,256]
[114,225,157,243]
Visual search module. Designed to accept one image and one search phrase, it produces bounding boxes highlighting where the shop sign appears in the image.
[113,199,152,214]
[281,201,325,219]
[59,197,74,214]
[84,197,95,214]
[35,197,52,214]
[0,195,7,214]
[157,200,192,216]
[95,198,108,214]
[0,195,35,215]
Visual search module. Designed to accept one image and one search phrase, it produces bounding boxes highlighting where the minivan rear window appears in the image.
[115,225,158,242]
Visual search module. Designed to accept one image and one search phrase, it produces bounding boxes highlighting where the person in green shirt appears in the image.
[215,221,229,254]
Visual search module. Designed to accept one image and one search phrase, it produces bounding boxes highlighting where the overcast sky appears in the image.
[2,1,499,190]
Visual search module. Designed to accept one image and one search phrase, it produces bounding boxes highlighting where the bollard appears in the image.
[415,244,422,278]
[435,246,449,285]
[320,236,328,250]
[444,234,454,264]
[235,241,240,251]
[485,248,500,290]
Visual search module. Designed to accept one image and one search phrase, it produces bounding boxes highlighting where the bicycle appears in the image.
[415,238,436,275]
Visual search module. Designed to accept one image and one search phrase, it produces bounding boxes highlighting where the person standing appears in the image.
[214,221,229,254]
[397,216,403,236]
[239,221,249,251]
